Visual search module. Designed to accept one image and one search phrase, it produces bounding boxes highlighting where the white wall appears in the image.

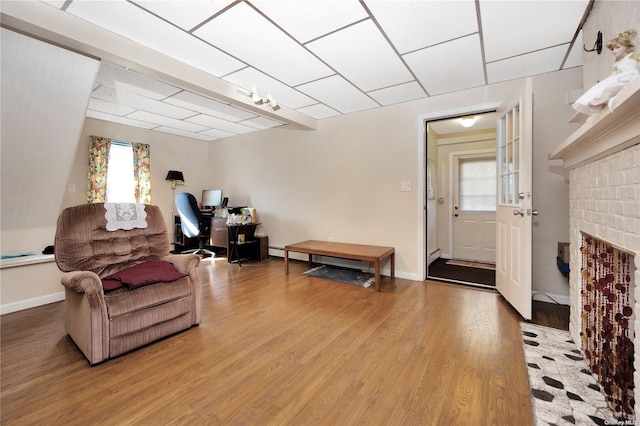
[207,69,582,289]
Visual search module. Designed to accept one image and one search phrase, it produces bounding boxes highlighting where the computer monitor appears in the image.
[201,189,223,209]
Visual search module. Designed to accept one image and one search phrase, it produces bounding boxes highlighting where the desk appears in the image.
[284,240,394,292]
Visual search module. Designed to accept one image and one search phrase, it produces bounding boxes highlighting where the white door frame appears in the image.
[448,148,497,261]
[418,102,502,280]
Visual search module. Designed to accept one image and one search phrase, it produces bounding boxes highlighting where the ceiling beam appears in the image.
[0,0,317,131]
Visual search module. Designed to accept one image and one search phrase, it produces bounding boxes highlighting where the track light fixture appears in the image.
[237,86,279,110]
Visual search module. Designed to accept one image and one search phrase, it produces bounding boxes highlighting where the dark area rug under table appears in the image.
[302,265,375,288]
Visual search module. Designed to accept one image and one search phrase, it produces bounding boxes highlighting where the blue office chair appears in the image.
[175,192,215,256]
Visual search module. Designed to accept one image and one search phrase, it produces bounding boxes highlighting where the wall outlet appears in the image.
[401,181,412,192]
[67,184,76,193]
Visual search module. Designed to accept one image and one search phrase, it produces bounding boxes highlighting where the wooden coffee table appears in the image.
[284,240,394,292]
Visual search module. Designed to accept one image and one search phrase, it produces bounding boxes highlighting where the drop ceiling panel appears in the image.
[87,110,158,130]
[153,126,215,141]
[365,0,478,54]
[127,110,208,133]
[65,1,244,77]
[88,98,136,116]
[307,20,413,92]
[297,75,379,114]
[251,0,368,44]
[296,103,341,120]
[241,116,284,130]
[194,2,333,86]
[130,0,235,31]
[115,91,198,119]
[404,35,485,96]
[164,91,257,122]
[198,128,235,140]
[480,0,589,62]
[223,67,317,109]
[368,81,427,106]
[487,45,569,84]
[186,114,258,134]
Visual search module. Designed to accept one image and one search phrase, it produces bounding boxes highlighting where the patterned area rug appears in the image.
[520,323,620,425]
[303,265,374,288]
[446,259,496,270]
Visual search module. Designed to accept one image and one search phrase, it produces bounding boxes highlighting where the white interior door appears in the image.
[496,78,533,320]
[452,153,496,263]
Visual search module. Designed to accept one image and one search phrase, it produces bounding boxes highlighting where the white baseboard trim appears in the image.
[1,292,65,315]
[533,291,570,306]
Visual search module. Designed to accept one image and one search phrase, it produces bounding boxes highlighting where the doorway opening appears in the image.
[425,111,497,289]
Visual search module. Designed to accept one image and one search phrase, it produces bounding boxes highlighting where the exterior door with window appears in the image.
[452,153,496,263]
[496,78,533,320]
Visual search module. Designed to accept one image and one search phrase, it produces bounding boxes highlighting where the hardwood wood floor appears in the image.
[1,257,534,425]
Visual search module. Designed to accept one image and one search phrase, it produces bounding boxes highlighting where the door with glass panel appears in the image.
[496,78,533,320]
[452,152,497,263]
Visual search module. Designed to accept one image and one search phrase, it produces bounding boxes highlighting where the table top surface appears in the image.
[285,240,394,258]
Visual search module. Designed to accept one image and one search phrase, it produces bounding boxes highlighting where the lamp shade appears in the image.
[165,170,184,182]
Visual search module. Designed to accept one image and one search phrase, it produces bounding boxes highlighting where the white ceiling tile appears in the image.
[164,91,257,122]
[480,0,589,62]
[194,2,333,86]
[88,98,136,116]
[404,35,485,96]
[307,20,413,92]
[96,62,182,100]
[67,1,244,77]
[115,91,198,119]
[198,128,237,139]
[223,68,316,109]
[87,110,157,130]
[131,0,234,31]
[365,0,478,54]
[186,114,257,134]
[127,110,209,132]
[251,0,367,43]
[241,116,284,130]
[487,45,569,84]
[296,104,341,120]
[367,81,427,106]
[563,31,583,69]
[297,75,379,114]
[153,126,217,141]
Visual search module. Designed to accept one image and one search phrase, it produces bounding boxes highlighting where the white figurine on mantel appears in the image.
[573,29,640,115]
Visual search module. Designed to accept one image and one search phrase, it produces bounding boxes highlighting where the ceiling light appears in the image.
[237,86,279,111]
[266,95,279,110]
[251,87,263,104]
[460,116,475,127]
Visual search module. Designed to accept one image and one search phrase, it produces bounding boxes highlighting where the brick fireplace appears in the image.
[551,78,640,417]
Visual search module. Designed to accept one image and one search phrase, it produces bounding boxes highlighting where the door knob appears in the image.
[513,209,525,217]
[530,209,539,216]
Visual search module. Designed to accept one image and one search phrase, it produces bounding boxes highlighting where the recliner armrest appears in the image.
[162,254,200,275]
[61,270,103,295]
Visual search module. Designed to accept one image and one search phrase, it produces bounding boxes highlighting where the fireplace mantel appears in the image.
[550,78,640,169]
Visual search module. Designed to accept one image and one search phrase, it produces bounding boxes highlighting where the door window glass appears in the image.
[498,104,520,205]
[459,158,496,212]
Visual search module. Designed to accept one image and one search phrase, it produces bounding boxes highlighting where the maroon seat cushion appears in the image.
[104,260,187,289]
[101,278,124,291]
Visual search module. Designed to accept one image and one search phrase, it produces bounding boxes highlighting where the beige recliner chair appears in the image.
[54,203,201,365]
